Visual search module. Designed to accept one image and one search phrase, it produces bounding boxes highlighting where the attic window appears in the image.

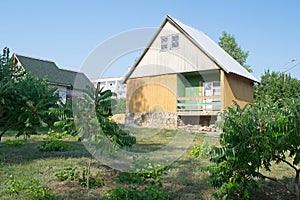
[171,34,179,49]
[161,36,168,51]
[160,34,179,51]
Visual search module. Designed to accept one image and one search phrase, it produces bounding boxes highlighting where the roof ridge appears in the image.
[167,15,206,35]
[59,68,83,74]
[15,54,56,64]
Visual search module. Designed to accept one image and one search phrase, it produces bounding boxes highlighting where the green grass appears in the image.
[0,128,297,199]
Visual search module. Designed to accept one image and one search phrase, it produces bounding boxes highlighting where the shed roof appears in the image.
[125,15,258,82]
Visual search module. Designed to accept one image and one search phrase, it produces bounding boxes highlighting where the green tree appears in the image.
[254,69,300,102]
[193,99,300,199]
[219,31,252,72]
[0,47,59,140]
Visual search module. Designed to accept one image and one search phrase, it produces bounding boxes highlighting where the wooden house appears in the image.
[124,15,258,127]
[13,54,93,103]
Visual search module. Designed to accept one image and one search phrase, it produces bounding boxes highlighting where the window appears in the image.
[161,36,168,51]
[171,34,179,49]
[160,34,179,51]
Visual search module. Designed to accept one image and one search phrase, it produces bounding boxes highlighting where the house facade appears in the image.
[13,54,93,103]
[90,76,126,98]
[124,15,258,127]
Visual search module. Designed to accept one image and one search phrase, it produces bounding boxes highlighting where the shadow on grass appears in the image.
[0,139,91,164]
[248,176,296,200]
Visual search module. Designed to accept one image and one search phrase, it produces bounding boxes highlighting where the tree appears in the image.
[0,47,59,140]
[192,99,300,199]
[219,31,252,72]
[254,69,300,102]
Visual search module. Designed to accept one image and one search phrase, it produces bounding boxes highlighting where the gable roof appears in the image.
[125,15,258,82]
[15,54,70,86]
[14,54,93,91]
[59,69,94,91]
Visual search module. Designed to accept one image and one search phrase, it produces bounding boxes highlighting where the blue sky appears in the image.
[1,1,300,80]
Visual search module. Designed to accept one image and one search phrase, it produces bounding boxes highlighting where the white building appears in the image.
[90,76,126,98]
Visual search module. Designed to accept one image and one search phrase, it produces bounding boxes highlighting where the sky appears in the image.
[1,0,300,80]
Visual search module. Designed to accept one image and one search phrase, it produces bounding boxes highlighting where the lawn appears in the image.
[0,128,296,199]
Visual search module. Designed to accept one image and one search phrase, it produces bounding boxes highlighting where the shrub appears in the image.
[55,167,104,189]
[5,140,26,147]
[37,140,68,151]
[103,182,169,200]
[4,175,55,199]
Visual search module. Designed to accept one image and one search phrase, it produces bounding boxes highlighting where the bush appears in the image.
[37,140,68,151]
[55,167,104,189]
[4,175,55,199]
[48,129,67,139]
[5,140,26,147]
[103,182,169,200]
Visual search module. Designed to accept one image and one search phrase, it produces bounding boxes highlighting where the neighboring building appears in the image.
[90,76,126,98]
[13,54,93,102]
[124,15,258,127]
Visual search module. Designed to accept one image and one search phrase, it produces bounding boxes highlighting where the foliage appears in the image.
[0,47,59,140]
[218,31,252,72]
[103,182,169,200]
[116,159,168,184]
[130,157,168,180]
[192,99,300,199]
[94,85,136,147]
[55,167,104,188]
[5,140,26,147]
[112,97,126,114]
[37,140,68,151]
[47,129,67,139]
[189,142,211,159]
[4,175,55,199]
[50,98,79,136]
[254,69,300,102]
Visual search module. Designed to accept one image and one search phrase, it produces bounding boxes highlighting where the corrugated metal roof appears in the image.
[168,15,258,82]
[125,15,258,82]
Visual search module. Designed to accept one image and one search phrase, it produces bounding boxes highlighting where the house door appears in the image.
[203,82,213,110]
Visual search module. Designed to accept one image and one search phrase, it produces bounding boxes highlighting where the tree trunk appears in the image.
[87,156,92,190]
[0,128,8,141]
[295,170,299,200]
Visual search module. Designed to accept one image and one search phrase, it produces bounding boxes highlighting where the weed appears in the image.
[55,167,104,189]
[37,140,68,151]
[4,175,55,199]
[103,182,169,200]
[5,140,26,147]
[48,129,67,139]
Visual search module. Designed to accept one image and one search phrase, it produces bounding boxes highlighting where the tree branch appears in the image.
[275,156,298,171]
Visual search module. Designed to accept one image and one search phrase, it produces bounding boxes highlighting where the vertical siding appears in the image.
[130,21,219,79]
[126,74,177,113]
[223,73,254,108]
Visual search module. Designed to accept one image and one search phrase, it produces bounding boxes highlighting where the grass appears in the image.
[0,128,297,199]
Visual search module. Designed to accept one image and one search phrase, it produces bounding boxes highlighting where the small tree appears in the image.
[255,69,300,102]
[0,47,59,140]
[219,31,252,73]
[193,99,300,199]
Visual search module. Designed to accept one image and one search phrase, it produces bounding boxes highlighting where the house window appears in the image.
[171,34,179,49]
[161,34,179,51]
[161,36,168,51]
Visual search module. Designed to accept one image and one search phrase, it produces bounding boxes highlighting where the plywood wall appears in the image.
[130,21,219,79]
[223,72,254,108]
[126,74,177,113]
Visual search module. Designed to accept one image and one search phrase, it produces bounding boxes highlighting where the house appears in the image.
[124,15,258,127]
[90,76,126,98]
[13,54,93,102]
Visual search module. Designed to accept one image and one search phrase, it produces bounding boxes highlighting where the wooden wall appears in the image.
[130,21,219,79]
[126,74,177,113]
[222,71,254,108]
